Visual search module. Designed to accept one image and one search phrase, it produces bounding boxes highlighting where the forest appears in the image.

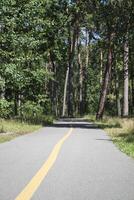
[0,0,134,122]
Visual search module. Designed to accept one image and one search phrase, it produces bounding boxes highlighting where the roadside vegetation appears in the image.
[0,0,133,151]
[0,100,54,143]
[85,115,134,158]
[0,119,42,143]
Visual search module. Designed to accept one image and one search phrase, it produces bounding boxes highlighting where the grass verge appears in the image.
[85,115,134,158]
[0,119,42,143]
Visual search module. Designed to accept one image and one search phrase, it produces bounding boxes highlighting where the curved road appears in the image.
[0,119,134,200]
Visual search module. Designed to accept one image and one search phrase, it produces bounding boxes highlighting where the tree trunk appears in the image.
[129,47,134,115]
[68,26,77,117]
[100,49,103,85]
[62,24,77,117]
[83,29,89,113]
[131,66,134,115]
[77,36,83,115]
[96,33,113,119]
[114,51,121,117]
[62,66,69,117]
[49,51,57,115]
[0,76,5,99]
[14,92,18,116]
[123,36,129,117]
[115,73,121,116]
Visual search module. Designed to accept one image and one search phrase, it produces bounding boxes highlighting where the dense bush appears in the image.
[20,101,53,125]
[0,99,13,118]
[40,115,54,125]
[20,101,42,122]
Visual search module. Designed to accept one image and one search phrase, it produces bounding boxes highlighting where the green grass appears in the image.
[85,115,134,158]
[0,119,42,143]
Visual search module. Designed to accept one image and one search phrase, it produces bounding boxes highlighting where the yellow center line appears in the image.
[15,128,73,200]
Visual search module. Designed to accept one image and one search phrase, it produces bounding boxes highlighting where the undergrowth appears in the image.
[85,115,134,158]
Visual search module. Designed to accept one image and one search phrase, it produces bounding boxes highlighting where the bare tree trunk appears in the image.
[114,52,121,117]
[77,36,83,115]
[62,66,69,117]
[0,76,5,99]
[17,94,22,116]
[123,36,129,117]
[14,92,19,116]
[79,52,83,115]
[115,73,121,116]
[100,49,103,85]
[49,51,57,115]
[129,47,134,115]
[83,30,89,113]
[62,3,80,117]
[68,26,77,117]
[62,24,77,117]
[96,33,113,119]
[62,26,72,117]
[131,66,134,115]
[86,31,89,69]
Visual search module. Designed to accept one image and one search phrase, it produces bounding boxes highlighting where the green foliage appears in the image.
[85,116,134,158]
[86,47,101,114]
[0,119,42,143]
[20,101,43,123]
[0,99,13,118]
[37,94,51,114]
[40,115,54,125]
[0,0,133,119]
[19,101,53,124]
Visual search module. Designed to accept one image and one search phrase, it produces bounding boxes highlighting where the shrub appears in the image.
[20,101,43,123]
[20,101,54,125]
[40,115,54,125]
[0,99,13,118]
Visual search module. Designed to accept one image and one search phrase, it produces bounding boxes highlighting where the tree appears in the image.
[123,35,129,117]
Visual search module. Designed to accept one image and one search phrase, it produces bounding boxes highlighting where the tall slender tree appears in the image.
[123,35,129,117]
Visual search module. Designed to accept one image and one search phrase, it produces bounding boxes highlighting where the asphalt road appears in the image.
[0,119,134,200]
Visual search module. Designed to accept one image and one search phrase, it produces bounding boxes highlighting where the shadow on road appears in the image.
[96,138,112,142]
[49,118,99,129]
